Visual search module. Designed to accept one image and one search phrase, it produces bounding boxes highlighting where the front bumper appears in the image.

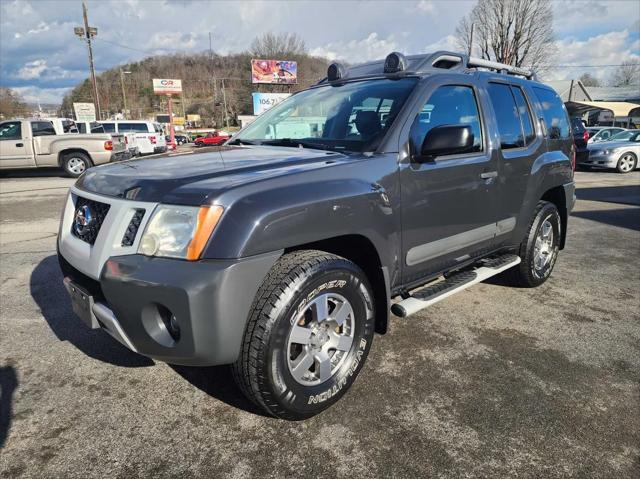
[58,250,281,366]
[579,150,618,168]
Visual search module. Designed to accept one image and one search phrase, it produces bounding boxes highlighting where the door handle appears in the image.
[16,143,24,147]
[480,171,498,179]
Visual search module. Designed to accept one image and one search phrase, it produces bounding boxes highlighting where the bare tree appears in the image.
[455,0,555,70]
[579,73,600,87]
[250,32,307,58]
[0,87,27,119]
[612,61,640,87]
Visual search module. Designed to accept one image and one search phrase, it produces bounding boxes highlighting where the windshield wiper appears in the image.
[227,138,257,146]
[260,138,334,151]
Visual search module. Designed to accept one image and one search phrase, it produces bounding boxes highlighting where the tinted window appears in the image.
[0,121,22,140]
[410,85,483,154]
[512,86,536,145]
[102,122,116,133]
[90,122,105,133]
[533,87,570,140]
[487,83,523,149]
[119,123,149,133]
[31,121,56,137]
[62,120,78,133]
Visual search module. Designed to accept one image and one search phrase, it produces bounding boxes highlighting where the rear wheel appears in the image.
[61,152,92,177]
[232,250,375,420]
[616,153,637,173]
[504,201,561,287]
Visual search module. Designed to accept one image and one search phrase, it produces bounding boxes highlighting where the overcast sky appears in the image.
[1,0,639,104]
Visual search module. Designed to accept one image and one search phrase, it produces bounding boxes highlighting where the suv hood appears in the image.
[76,145,348,204]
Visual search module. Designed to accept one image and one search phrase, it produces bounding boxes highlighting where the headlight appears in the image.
[138,204,223,260]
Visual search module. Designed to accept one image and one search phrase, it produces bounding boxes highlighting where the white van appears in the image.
[100,121,167,155]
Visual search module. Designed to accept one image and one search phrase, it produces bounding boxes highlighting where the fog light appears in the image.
[158,304,180,341]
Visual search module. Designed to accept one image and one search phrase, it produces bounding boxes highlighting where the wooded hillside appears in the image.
[60,33,331,127]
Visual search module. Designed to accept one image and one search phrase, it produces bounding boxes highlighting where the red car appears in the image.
[194,132,230,146]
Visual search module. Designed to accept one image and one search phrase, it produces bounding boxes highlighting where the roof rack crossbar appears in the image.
[467,56,535,79]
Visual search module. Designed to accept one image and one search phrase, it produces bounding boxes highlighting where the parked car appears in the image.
[582,130,640,173]
[100,121,167,155]
[57,51,575,419]
[571,117,589,162]
[0,118,129,176]
[586,127,626,143]
[194,131,230,146]
[165,134,189,145]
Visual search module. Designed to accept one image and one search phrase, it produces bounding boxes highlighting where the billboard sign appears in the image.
[252,92,291,115]
[152,78,182,95]
[251,59,297,84]
[73,102,96,122]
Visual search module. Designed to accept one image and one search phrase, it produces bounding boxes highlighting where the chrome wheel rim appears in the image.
[619,154,635,172]
[533,218,554,276]
[286,292,354,386]
[67,157,86,175]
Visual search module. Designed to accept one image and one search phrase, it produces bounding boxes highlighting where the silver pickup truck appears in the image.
[0,118,129,177]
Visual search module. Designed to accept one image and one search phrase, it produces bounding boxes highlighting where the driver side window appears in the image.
[409,85,483,154]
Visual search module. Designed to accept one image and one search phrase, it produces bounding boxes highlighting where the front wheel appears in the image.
[504,201,561,288]
[616,153,637,174]
[232,250,375,420]
[61,152,92,177]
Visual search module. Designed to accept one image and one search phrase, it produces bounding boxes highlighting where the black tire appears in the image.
[504,201,561,288]
[61,152,92,178]
[232,250,375,420]
[616,152,637,174]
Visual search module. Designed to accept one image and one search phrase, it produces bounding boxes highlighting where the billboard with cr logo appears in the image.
[153,79,182,95]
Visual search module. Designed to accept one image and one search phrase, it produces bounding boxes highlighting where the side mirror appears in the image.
[417,124,474,160]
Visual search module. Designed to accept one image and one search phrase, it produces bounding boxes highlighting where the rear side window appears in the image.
[31,121,56,137]
[62,120,78,133]
[511,87,536,145]
[119,123,149,133]
[409,85,483,154]
[533,87,570,140]
[102,123,116,133]
[0,121,22,140]
[487,83,524,149]
[90,122,104,133]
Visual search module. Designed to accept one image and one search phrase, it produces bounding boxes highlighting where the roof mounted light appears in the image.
[384,52,407,74]
[327,63,346,81]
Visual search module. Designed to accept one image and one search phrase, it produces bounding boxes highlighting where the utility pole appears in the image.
[74,1,101,119]
[468,22,474,57]
[221,78,229,129]
[119,68,131,118]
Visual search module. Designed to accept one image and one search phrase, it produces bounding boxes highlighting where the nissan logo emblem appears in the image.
[74,205,94,236]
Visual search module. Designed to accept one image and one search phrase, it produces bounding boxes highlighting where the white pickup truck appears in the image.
[0,118,130,177]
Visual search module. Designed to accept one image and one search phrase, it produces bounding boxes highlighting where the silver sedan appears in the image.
[582,130,640,173]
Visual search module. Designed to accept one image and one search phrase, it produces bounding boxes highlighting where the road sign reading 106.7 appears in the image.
[152,79,182,95]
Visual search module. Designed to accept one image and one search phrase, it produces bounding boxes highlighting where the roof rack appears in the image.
[419,51,536,80]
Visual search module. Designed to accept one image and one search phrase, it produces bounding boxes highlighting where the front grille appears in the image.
[121,209,145,246]
[71,197,110,245]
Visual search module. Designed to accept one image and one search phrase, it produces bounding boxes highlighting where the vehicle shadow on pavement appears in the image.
[576,185,640,206]
[169,365,270,417]
[30,255,154,368]
[572,207,640,232]
[0,168,67,179]
[0,365,18,450]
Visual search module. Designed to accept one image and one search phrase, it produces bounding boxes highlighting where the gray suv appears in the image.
[57,51,575,419]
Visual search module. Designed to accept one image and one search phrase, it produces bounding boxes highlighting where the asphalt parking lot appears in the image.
[1,168,639,478]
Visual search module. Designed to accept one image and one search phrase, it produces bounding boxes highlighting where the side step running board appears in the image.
[391,254,521,318]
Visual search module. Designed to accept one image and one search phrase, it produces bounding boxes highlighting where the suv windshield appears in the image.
[233,78,419,152]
